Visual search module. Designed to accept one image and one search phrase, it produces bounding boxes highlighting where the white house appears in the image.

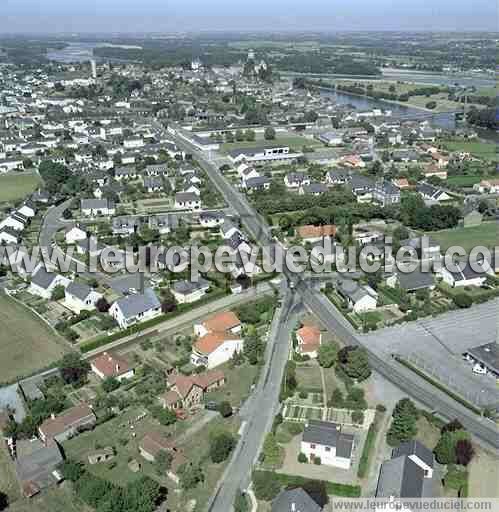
[80,199,116,217]
[109,288,161,329]
[191,332,244,369]
[174,192,201,211]
[295,325,322,359]
[301,420,354,469]
[123,137,144,149]
[171,279,210,304]
[0,215,26,232]
[284,172,310,189]
[199,211,224,228]
[440,261,492,288]
[337,280,378,313]
[17,203,36,218]
[64,281,102,314]
[65,226,87,244]
[29,265,71,299]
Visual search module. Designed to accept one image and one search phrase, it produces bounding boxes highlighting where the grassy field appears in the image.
[442,140,498,161]
[0,442,20,505]
[429,222,498,252]
[446,175,482,187]
[0,172,41,203]
[7,486,90,512]
[0,293,69,383]
[220,134,321,154]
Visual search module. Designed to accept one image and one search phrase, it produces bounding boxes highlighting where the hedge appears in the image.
[253,470,362,498]
[357,413,381,478]
[80,289,227,353]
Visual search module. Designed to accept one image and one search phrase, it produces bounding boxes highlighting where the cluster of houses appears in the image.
[0,200,36,245]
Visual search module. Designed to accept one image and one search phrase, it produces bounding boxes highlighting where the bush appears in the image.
[252,471,282,501]
[453,293,472,309]
[210,432,236,463]
[285,422,304,436]
[298,390,308,399]
[218,401,233,418]
[101,377,120,393]
[351,410,364,424]
[314,456,321,465]
[298,452,308,463]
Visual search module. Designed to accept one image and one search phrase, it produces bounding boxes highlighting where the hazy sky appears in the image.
[1,0,497,33]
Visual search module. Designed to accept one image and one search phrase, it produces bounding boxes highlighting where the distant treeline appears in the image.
[0,39,67,65]
[335,83,443,103]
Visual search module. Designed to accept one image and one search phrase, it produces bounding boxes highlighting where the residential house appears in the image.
[296,325,322,358]
[64,281,102,314]
[80,199,116,217]
[199,211,224,228]
[28,265,71,300]
[15,441,64,498]
[160,370,226,410]
[416,183,452,203]
[148,214,178,234]
[301,420,354,469]
[228,146,302,165]
[0,227,20,244]
[317,131,344,146]
[271,488,323,512]
[349,175,374,203]
[393,178,410,190]
[194,311,242,337]
[191,331,244,369]
[440,260,493,288]
[473,178,499,194]
[138,432,187,484]
[372,180,401,207]
[174,192,201,211]
[114,166,138,180]
[376,440,435,500]
[325,169,349,185]
[38,404,96,443]
[17,202,36,218]
[284,172,310,189]
[297,224,336,243]
[143,176,163,193]
[299,182,328,195]
[64,225,87,244]
[112,216,141,236]
[336,279,378,313]
[109,288,162,329]
[340,154,366,169]
[244,176,271,193]
[171,278,210,304]
[400,237,441,263]
[90,352,135,382]
[386,267,435,292]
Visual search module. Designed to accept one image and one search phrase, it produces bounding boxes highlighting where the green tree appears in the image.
[218,401,233,418]
[51,284,66,301]
[434,432,457,464]
[59,460,84,482]
[235,129,245,142]
[60,353,91,386]
[245,129,256,142]
[386,398,419,446]
[317,342,338,368]
[252,471,281,501]
[155,450,173,475]
[264,127,276,140]
[178,462,204,489]
[102,377,120,393]
[210,432,236,463]
[0,491,7,511]
[234,490,249,512]
[453,294,472,308]
[338,347,371,381]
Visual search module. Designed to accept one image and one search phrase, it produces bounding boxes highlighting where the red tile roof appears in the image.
[298,224,336,239]
[202,311,241,333]
[297,325,321,353]
[194,332,240,355]
[91,352,132,378]
[39,404,95,440]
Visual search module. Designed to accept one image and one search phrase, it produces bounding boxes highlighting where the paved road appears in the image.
[206,291,299,512]
[167,125,499,455]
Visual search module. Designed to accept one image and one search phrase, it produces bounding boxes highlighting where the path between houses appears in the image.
[319,365,328,420]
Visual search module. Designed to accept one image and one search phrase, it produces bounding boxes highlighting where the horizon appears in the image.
[1,0,498,33]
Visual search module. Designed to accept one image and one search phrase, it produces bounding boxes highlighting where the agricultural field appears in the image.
[429,222,498,252]
[6,486,90,512]
[442,140,498,161]
[0,172,42,203]
[0,293,69,383]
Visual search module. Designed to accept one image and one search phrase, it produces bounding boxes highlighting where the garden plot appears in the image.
[283,404,324,422]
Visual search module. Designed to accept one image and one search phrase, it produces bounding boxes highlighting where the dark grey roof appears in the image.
[31,266,58,289]
[172,278,210,295]
[115,288,160,319]
[396,268,435,291]
[246,176,271,188]
[80,198,114,210]
[200,210,224,221]
[444,260,488,282]
[301,183,328,194]
[337,279,372,304]
[376,456,425,498]
[302,420,353,458]
[175,192,200,203]
[66,281,92,301]
[393,440,434,468]
[467,342,499,374]
[16,442,63,490]
[272,488,322,512]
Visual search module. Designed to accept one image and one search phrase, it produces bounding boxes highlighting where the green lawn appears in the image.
[220,134,321,154]
[0,293,69,384]
[0,442,20,505]
[429,222,498,252]
[0,172,42,203]
[442,140,498,161]
[6,487,90,512]
[446,175,482,187]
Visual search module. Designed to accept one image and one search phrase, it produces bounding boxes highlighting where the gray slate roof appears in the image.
[302,420,354,459]
[272,488,322,512]
[376,456,425,498]
[115,288,160,319]
[66,281,92,301]
[393,440,434,468]
[172,278,210,295]
[31,266,58,289]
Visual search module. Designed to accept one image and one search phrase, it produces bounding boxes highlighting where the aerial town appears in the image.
[0,13,497,512]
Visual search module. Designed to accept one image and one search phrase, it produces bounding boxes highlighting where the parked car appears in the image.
[205,401,219,411]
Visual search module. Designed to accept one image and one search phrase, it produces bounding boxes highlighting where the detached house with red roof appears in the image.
[159,370,226,410]
[296,325,322,358]
[90,352,135,382]
[38,404,96,443]
[191,310,244,368]
[194,311,242,337]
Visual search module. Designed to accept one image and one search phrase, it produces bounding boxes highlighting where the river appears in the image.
[47,42,139,63]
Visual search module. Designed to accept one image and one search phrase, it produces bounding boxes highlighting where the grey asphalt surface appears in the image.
[206,291,299,512]
[166,124,499,459]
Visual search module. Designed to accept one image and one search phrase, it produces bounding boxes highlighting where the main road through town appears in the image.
[160,122,499,508]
